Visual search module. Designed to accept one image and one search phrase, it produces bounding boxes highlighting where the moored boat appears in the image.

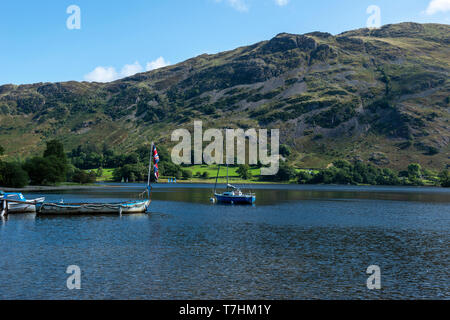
[212,165,256,205]
[214,184,255,204]
[37,199,150,215]
[0,191,45,213]
[35,142,159,216]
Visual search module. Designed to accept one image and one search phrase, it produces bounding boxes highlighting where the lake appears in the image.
[0,184,449,299]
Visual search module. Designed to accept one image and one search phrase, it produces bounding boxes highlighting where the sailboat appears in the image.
[37,143,158,215]
[212,165,255,205]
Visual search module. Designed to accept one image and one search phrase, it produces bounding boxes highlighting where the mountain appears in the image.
[0,22,449,170]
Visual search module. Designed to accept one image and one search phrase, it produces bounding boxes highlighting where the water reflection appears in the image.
[29,184,450,206]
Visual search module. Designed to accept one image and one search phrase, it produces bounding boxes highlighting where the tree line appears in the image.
[0,140,97,187]
[68,142,194,182]
[0,141,449,188]
[248,160,449,187]
[109,145,193,182]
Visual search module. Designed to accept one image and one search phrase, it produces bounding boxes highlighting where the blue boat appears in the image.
[212,165,256,205]
[0,191,45,214]
[214,184,256,204]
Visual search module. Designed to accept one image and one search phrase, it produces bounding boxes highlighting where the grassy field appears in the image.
[184,165,259,178]
[182,165,312,184]
[83,164,324,184]
[83,168,115,182]
[170,165,272,184]
[98,168,115,181]
[87,165,319,184]
[84,165,440,186]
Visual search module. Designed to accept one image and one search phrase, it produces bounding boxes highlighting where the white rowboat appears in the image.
[37,200,150,215]
[0,192,45,213]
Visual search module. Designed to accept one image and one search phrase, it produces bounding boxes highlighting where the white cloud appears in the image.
[145,57,170,71]
[274,0,289,6]
[84,58,169,82]
[120,61,143,77]
[84,66,118,83]
[425,0,450,15]
[215,0,249,12]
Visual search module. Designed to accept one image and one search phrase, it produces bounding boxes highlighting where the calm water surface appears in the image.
[0,184,449,299]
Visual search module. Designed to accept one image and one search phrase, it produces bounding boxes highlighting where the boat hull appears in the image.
[5,198,45,213]
[214,194,255,204]
[37,200,151,216]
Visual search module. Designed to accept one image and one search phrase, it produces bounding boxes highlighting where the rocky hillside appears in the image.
[0,22,449,170]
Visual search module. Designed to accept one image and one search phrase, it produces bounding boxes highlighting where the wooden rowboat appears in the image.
[34,142,157,216]
[37,199,150,216]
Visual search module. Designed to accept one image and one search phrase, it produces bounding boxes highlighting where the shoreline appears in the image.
[0,184,109,192]
[1,181,446,192]
[0,181,285,192]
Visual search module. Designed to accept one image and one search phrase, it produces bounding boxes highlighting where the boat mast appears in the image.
[214,164,220,194]
[226,164,229,186]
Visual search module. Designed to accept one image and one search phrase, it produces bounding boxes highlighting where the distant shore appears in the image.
[0,179,284,192]
[4,180,445,192]
[1,184,107,192]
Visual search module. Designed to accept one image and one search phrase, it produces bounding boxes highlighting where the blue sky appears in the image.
[0,0,448,85]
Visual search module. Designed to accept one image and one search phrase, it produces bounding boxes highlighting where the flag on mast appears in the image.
[153,144,160,180]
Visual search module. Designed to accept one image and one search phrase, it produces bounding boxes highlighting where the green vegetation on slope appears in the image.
[0,23,448,174]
